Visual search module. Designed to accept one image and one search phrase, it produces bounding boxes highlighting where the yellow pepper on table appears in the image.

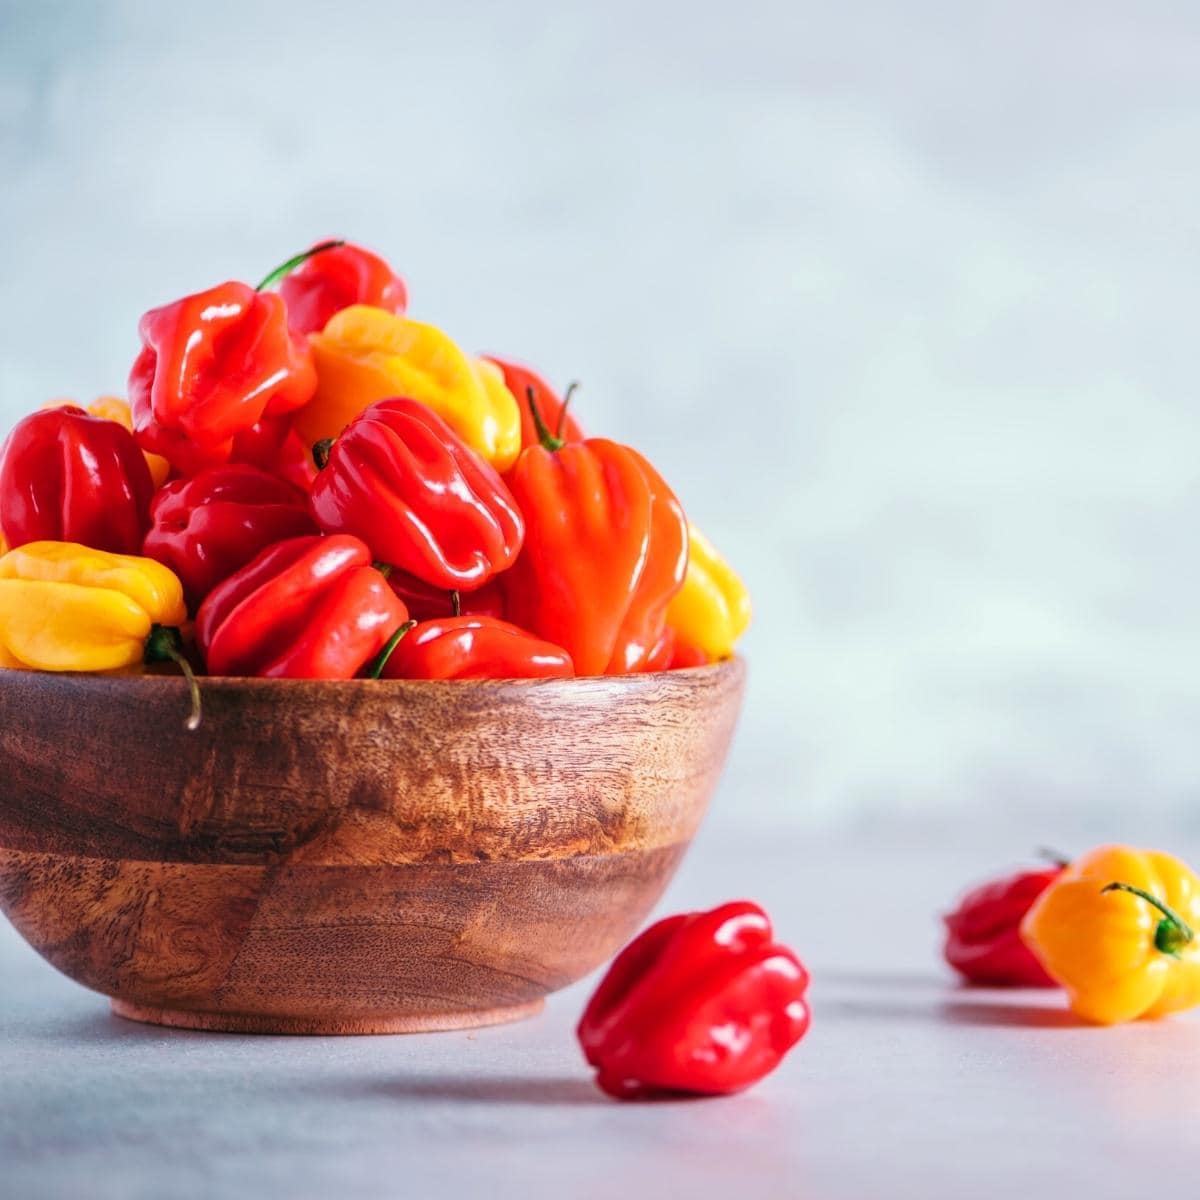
[294,305,522,472]
[666,523,752,660]
[0,541,199,726]
[43,396,171,487]
[1021,845,1200,1025]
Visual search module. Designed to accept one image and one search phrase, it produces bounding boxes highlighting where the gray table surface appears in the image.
[3,820,1198,1200]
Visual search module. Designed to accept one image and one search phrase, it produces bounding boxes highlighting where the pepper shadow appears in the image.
[937,999,1084,1029]
[317,1073,610,1108]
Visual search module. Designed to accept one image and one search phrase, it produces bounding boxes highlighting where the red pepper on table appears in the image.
[279,239,408,336]
[309,397,524,591]
[142,464,317,609]
[481,358,585,456]
[578,901,810,1099]
[376,615,573,680]
[196,533,407,678]
[943,862,1065,987]
[504,397,687,675]
[128,243,342,477]
[0,405,154,555]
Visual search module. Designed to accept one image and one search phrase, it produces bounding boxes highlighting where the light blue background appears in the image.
[3,1,1200,829]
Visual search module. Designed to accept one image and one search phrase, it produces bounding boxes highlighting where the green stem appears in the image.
[144,625,202,731]
[526,387,564,452]
[365,621,416,680]
[372,561,394,580]
[1102,881,1195,956]
[255,239,346,292]
[555,381,580,440]
[312,438,335,471]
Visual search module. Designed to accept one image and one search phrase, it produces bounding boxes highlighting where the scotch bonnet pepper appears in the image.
[1021,845,1200,1024]
[943,862,1063,987]
[377,615,573,681]
[295,305,521,471]
[143,464,317,609]
[666,523,751,662]
[280,239,408,336]
[310,397,524,592]
[43,397,170,488]
[505,397,687,675]
[197,533,407,679]
[0,541,199,726]
[0,405,155,556]
[577,901,810,1099]
[128,243,342,476]
[481,357,585,456]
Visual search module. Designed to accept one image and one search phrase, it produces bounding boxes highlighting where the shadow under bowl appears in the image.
[0,659,744,1034]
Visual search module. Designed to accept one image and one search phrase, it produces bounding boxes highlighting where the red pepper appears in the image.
[578,901,810,1099]
[382,569,505,623]
[309,397,524,591]
[231,414,318,492]
[128,244,341,477]
[669,638,710,669]
[0,405,154,555]
[504,400,687,675]
[279,239,408,336]
[481,358,585,455]
[196,533,407,678]
[943,864,1064,987]
[377,615,573,680]
[143,464,317,609]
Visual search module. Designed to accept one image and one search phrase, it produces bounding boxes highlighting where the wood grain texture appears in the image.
[0,660,743,1033]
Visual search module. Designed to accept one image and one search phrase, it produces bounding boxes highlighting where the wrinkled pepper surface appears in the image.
[667,523,751,661]
[128,245,343,476]
[310,398,524,591]
[943,863,1063,987]
[44,397,170,487]
[382,569,504,623]
[280,239,408,336]
[377,615,573,680]
[197,533,407,678]
[296,305,521,471]
[143,464,316,609]
[577,901,810,1099]
[505,400,687,675]
[0,405,155,556]
[1021,845,1200,1024]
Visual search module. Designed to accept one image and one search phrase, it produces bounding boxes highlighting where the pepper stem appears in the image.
[144,625,202,731]
[450,590,461,617]
[1036,847,1072,869]
[527,387,564,452]
[312,438,335,470]
[255,240,346,292]
[556,381,580,440]
[372,560,394,580]
[1102,881,1195,956]
[365,621,416,680]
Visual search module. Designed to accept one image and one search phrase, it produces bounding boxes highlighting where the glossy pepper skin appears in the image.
[1021,845,1200,1024]
[378,615,573,680]
[129,281,317,477]
[143,464,317,609]
[279,240,407,336]
[383,569,505,623]
[667,523,752,661]
[310,398,524,591]
[0,405,155,556]
[505,413,687,676]
[197,534,407,679]
[481,357,585,455]
[231,414,318,492]
[0,541,185,671]
[943,865,1063,987]
[296,305,521,471]
[577,901,810,1099]
[44,397,171,488]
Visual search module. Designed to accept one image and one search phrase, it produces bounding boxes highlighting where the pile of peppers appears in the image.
[0,239,751,696]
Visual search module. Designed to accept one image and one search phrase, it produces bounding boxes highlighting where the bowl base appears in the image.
[110,997,545,1036]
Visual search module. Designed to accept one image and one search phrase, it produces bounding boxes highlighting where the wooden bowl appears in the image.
[0,660,744,1034]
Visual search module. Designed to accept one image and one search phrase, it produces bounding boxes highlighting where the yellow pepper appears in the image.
[295,305,521,471]
[1021,845,1200,1025]
[0,541,199,726]
[43,395,171,487]
[666,523,752,659]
